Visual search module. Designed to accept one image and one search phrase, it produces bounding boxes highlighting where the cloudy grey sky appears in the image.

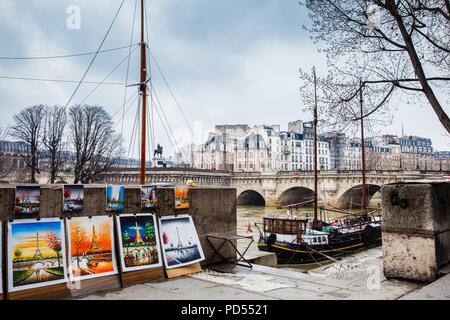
[0,0,448,159]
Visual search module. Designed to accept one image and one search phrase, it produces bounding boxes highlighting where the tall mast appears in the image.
[360,80,367,216]
[139,0,148,185]
[313,68,319,228]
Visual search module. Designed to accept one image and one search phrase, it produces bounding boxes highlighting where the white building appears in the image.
[194,121,331,172]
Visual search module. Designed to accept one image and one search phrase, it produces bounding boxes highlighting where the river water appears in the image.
[236,202,381,271]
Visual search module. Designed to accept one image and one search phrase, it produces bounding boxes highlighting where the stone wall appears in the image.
[0,185,237,266]
[381,181,450,282]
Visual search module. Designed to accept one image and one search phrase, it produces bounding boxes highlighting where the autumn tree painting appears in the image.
[66,216,117,281]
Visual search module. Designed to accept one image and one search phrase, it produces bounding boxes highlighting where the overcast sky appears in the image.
[0,0,448,160]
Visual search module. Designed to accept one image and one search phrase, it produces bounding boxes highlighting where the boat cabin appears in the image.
[263,216,308,243]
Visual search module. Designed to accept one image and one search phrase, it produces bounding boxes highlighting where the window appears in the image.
[276,220,283,233]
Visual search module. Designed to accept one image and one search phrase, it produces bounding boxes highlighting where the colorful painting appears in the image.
[141,185,157,208]
[63,185,84,212]
[106,185,125,212]
[116,214,162,272]
[8,218,67,292]
[0,221,2,295]
[15,186,40,214]
[158,215,204,269]
[175,187,189,209]
[66,216,118,281]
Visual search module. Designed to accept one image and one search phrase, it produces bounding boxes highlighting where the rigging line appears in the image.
[124,101,140,172]
[121,0,139,148]
[144,2,156,160]
[0,44,140,60]
[79,45,139,105]
[112,90,139,120]
[129,97,141,166]
[152,94,179,158]
[0,76,126,85]
[148,48,194,134]
[146,97,152,163]
[150,87,182,159]
[151,86,190,164]
[114,92,139,126]
[64,0,126,109]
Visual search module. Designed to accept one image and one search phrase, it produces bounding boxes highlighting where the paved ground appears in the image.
[73,247,450,300]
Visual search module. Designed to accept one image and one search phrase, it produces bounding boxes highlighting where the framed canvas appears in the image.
[158,214,204,269]
[63,184,84,213]
[0,221,2,295]
[141,185,157,209]
[7,218,68,292]
[174,187,189,209]
[106,186,125,212]
[66,216,118,281]
[116,213,162,272]
[14,186,40,214]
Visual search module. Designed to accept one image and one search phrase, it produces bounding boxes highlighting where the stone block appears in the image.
[381,181,450,282]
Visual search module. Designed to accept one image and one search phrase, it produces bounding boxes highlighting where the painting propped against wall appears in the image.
[66,216,118,281]
[141,185,157,209]
[158,215,204,269]
[15,186,40,214]
[0,221,2,295]
[106,185,125,212]
[63,185,84,213]
[175,187,189,209]
[116,214,162,272]
[7,218,67,292]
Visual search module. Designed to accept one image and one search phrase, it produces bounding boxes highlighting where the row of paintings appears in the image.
[15,185,190,214]
[2,214,204,293]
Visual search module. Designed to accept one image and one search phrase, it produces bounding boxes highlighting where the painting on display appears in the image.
[0,222,2,295]
[63,185,84,213]
[7,218,67,292]
[158,215,204,269]
[15,186,40,214]
[66,216,118,281]
[116,214,162,272]
[174,187,189,209]
[106,185,125,212]
[141,185,157,209]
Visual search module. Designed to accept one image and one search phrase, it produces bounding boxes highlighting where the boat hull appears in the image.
[258,224,381,265]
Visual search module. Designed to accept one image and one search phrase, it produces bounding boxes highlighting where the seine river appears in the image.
[236,202,381,271]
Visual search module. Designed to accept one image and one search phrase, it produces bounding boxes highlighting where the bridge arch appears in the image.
[277,187,315,207]
[237,190,266,206]
[336,184,381,209]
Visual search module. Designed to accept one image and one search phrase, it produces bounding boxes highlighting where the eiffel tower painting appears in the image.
[134,221,144,245]
[90,225,100,251]
[176,227,183,249]
[33,232,44,260]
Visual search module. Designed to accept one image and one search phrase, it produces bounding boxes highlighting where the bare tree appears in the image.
[9,105,45,183]
[42,105,67,184]
[68,104,123,184]
[0,126,15,182]
[299,0,450,133]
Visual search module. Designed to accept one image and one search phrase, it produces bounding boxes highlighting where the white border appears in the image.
[65,216,118,282]
[158,214,204,269]
[7,218,68,292]
[115,213,163,272]
[62,184,84,213]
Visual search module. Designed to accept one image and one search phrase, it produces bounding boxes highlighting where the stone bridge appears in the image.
[98,168,445,208]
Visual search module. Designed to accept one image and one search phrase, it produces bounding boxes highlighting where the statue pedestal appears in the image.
[152,156,166,168]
